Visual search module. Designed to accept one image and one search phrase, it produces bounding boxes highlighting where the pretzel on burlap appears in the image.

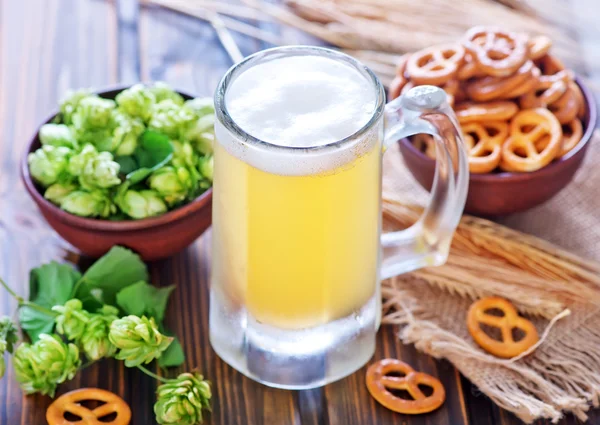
[406,43,465,86]
[463,27,529,77]
[46,388,132,425]
[462,121,508,174]
[467,297,539,358]
[366,359,446,414]
[500,108,563,172]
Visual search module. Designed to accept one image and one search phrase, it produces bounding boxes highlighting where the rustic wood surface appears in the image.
[0,1,598,424]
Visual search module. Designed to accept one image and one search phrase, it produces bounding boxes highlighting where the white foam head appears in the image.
[226,55,376,148]
[216,48,383,175]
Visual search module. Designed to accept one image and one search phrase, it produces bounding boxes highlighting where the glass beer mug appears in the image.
[210,46,468,389]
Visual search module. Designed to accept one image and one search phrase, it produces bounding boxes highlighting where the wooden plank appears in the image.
[0,1,120,424]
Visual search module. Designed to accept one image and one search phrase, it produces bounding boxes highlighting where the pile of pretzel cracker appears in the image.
[389,26,587,173]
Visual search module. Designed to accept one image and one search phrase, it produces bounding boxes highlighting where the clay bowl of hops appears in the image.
[395,27,597,216]
[22,85,214,260]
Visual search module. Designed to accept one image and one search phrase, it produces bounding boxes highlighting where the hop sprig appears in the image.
[0,317,18,379]
[154,372,211,425]
[80,305,119,361]
[53,299,90,341]
[13,334,81,397]
[109,315,173,367]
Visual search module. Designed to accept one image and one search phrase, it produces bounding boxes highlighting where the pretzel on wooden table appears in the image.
[366,359,446,414]
[46,388,132,425]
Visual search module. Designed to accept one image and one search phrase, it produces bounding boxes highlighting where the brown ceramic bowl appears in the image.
[399,78,597,216]
[21,86,212,261]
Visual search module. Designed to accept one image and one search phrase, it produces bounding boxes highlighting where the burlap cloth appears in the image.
[380,132,600,423]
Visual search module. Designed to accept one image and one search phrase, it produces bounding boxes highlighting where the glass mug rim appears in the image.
[214,45,386,154]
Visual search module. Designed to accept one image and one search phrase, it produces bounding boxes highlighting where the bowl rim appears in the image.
[21,84,213,232]
[399,76,597,182]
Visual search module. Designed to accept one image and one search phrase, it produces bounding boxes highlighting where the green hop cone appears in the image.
[154,372,211,425]
[68,144,98,176]
[185,114,214,155]
[149,82,184,105]
[28,145,72,187]
[149,99,196,140]
[149,166,195,206]
[39,124,78,149]
[59,89,92,125]
[198,155,213,182]
[116,189,167,219]
[52,299,91,341]
[116,84,156,122]
[72,96,116,130]
[112,113,145,156]
[61,190,116,218]
[80,305,119,361]
[13,334,81,397]
[171,140,198,169]
[72,96,117,150]
[44,182,78,205]
[109,315,173,367]
[0,317,18,379]
[184,98,214,118]
[79,151,121,190]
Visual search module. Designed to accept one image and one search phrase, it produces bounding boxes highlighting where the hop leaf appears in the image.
[109,315,173,367]
[28,145,72,187]
[116,84,156,122]
[154,372,211,425]
[13,334,81,397]
[53,299,91,341]
[80,305,119,361]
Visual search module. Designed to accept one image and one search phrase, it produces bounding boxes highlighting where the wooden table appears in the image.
[0,1,599,424]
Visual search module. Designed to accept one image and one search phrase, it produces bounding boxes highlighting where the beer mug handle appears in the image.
[380,85,469,279]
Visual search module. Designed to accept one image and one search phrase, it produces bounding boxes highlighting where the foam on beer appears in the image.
[218,54,380,175]
[226,56,376,148]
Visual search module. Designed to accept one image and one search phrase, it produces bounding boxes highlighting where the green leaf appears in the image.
[19,261,81,341]
[116,281,175,323]
[18,306,55,342]
[115,156,138,175]
[125,130,173,184]
[157,336,185,368]
[75,246,148,307]
[29,261,81,307]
